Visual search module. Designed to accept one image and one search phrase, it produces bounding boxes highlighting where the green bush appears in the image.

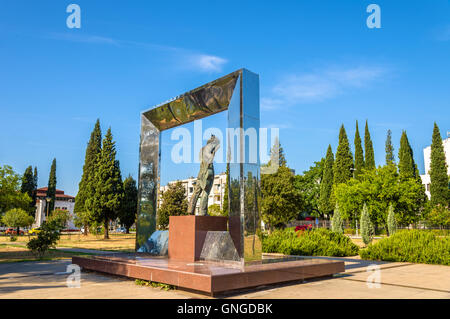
[262,228,359,257]
[27,220,62,257]
[359,230,450,265]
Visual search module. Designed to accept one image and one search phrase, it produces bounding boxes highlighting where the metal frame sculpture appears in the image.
[136,68,261,264]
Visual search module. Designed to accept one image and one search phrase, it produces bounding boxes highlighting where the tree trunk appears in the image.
[126,226,130,234]
[104,219,109,239]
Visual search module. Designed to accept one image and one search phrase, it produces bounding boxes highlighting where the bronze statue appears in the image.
[188,135,220,216]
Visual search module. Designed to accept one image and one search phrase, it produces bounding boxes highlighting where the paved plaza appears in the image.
[0,257,448,299]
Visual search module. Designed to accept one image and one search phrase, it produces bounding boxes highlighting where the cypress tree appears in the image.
[33,166,38,207]
[354,120,365,178]
[364,120,375,169]
[387,204,397,236]
[222,164,230,217]
[270,137,287,167]
[429,123,449,207]
[333,124,353,185]
[360,203,374,245]
[119,175,138,233]
[319,145,334,215]
[385,129,395,165]
[331,203,344,234]
[88,128,123,239]
[21,166,35,216]
[47,158,57,213]
[33,167,38,189]
[75,119,102,233]
[398,131,416,180]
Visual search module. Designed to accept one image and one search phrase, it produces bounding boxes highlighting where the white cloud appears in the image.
[190,54,228,72]
[264,65,388,108]
[45,33,228,73]
[47,33,119,45]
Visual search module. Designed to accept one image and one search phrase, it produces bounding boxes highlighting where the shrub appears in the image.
[359,230,450,265]
[360,203,374,245]
[262,228,359,257]
[331,204,344,234]
[27,220,62,258]
[387,204,397,236]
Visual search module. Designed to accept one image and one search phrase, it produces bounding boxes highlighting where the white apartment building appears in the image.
[34,187,76,229]
[420,137,450,199]
[159,172,227,214]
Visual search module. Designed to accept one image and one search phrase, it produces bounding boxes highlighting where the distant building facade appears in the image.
[34,187,76,229]
[159,172,227,214]
[420,137,450,199]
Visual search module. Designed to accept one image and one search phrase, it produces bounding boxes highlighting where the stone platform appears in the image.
[72,254,345,296]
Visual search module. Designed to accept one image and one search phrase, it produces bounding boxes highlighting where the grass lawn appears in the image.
[0,244,93,263]
[0,233,136,253]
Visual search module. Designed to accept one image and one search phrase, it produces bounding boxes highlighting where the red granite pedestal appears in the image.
[168,215,227,262]
[72,216,345,295]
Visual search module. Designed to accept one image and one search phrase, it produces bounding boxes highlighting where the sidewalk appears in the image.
[0,257,448,298]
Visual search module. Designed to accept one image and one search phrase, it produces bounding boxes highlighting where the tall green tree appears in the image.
[222,164,229,217]
[33,167,38,191]
[261,166,303,232]
[387,204,397,236]
[385,129,395,165]
[119,175,138,233]
[319,145,334,216]
[364,120,375,169]
[21,166,36,215]
[1,208,34,236]
[87,128,123,239]
[75,119,102,234]
[47,159,57,213]
[331,204,344,234]
[360,203,374,245]
[294,159,324,217]
[269,137,287,167]
[157,181,188,230]
[33,166,38,204]
[0,165,31,215]
[335,164,425,230]
[333,124,353,185]
[398,131,416,180]
[429,123,449,207]
[354,121,365,179]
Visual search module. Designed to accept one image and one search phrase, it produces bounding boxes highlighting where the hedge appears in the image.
[262,228,359,257]
[359,230,450,265]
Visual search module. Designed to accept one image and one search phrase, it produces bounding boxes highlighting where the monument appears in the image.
[188,134,220,216]
[72,68,345,295]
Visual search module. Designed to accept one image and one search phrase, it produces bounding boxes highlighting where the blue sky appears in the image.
[1,0,449,196]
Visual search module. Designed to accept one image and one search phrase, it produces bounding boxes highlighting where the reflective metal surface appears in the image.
[137,68,261,265]
[136,115,160,250]
[142,71,239,131]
